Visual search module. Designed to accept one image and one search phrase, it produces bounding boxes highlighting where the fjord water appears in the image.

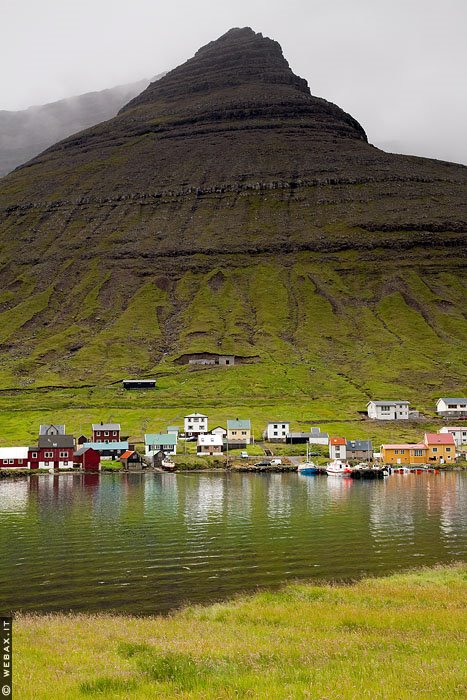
[0,472,465,614]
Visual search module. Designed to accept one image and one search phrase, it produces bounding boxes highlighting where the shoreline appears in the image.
[10,563,466,699]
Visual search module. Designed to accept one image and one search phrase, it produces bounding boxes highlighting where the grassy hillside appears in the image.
[13,564,466,699]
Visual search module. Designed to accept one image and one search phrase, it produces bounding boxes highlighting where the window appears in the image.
[31,452,37,458]
[414,450,423,456]
[241,431,247,436]
[448,404,457,409]
[232,431,237,435]
[44,461,49,466]
[394,450,399,454]
[104,431,109,436]
[381,406,391,411]
[18,459,23,465]
[45,451,54,458]
[273,432,278,436]
[2,460,8,464]
[96,431,101,436]
[188,425,193,430]
[432,447,438,453]
[446,447,451,452]
[63,461,68,466]
[273,424,278,429]
[59,451,68,458]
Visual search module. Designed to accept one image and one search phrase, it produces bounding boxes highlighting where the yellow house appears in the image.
[380,443,427,465]
[424,433,456,464]
[227,419,252,445]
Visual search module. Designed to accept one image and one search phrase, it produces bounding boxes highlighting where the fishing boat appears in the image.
[161,458,176,472]
[326,459,352,476]
[297,446,320,474]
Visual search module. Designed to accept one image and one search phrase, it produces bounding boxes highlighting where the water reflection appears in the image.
[0,472,465,614]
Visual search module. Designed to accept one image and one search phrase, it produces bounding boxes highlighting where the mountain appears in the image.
[0,78,153,176]
[0,27,465,413]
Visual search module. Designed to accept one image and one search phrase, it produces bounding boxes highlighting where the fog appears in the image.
[1,0,466,164]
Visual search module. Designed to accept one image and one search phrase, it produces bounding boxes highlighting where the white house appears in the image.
[167,426,180,437]
[329,437,347,460]
[309,427,329,445]
[197,434,223,455]
[440,427,467,447]
[266,421,290,442]
[367,401,410,420]
[144,433,177,456]
[436,398,467,418]
[184,413,208,436]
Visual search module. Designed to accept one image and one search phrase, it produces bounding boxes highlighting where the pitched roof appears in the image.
[198,434,223,445]
[267,420,290,425]
[39,424,66,435]
[38,435,74,448]
[381,443,427,450]
[74,446,98,456]
[424,433,455,445]
[437,398,467,403]
[227,419,251,429]
[184,413,208,418]
[330,437,346,445]
[120,450,136,459]
[92,423,121,431]
[346,439,372,451]
[0,447,29,459]
[144,433,177,445]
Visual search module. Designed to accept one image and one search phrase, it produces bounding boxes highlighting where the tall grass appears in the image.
[13,564,466,699]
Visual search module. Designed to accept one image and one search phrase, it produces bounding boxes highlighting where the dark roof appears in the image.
[74,446,97,456]
[346,439,372,451]
[38,435,74,448]
[39,424,65,435]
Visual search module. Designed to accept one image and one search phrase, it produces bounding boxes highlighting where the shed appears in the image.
[122,379,157,390]
[74,447,101,471]
[119,450,144,470]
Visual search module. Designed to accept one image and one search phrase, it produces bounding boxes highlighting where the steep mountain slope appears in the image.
[0,27,465,410]
[0,78,155,176]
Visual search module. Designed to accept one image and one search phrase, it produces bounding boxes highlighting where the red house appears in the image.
[29,435,75,470]
[74,447,101,471]
[0,447,29,468]
[92,422,121,442]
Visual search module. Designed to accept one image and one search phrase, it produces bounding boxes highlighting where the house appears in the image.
[440,427,467,447]
[122,379,156,389]
[77,435,89,445]
[82,441,129,459]
[92,423,121,442]
[197,434,223,455]
[167,426,180,437]
[184,413,208,436]
[346,439,373,461]
[211,426,227,437]
[367,401,410,420]
[39,424,66,436]
[329,437,347,460]
[144,433,177,456]
[0,447,30,469]
[380,443,428,465]
[227,419,252,445]
[73,447,100,471]
[265,421,290,442]
[176,353,237,366]
[30,435,75,469]
[309,427,329,446]
[436,398,467,418]
[119,450,144,470]
[424,433,456,464]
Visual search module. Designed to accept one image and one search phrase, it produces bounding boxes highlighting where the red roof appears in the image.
[425,433,455,445]
[120,450,135,459]
[382,443,426,450]
[330,437,346,445]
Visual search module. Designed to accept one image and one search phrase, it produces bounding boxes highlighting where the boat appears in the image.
[326,459,352,476]
[161,458,176,472]
[297,446,320,474]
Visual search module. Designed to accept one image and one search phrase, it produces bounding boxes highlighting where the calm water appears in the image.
[0,471,465,614]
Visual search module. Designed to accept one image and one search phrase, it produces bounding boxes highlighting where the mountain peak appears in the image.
[120,27,310,111]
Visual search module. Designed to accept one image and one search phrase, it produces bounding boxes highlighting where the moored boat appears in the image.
[297,446,320,474]
[326,459,352,476]
[161,458,176,471]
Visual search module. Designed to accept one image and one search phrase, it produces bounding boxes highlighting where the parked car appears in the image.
[270,458,282,465]
[240,451,249,459]
[254,460,271,466]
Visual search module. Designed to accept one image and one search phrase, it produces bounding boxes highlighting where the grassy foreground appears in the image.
[13,565,466,699]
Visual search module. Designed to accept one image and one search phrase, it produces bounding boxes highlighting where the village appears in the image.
[0,397,466,474]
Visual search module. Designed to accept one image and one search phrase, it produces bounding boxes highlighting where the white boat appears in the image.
[326,459,352,476]
[161,458,176,471]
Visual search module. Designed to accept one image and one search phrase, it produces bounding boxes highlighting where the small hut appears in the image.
[119,450,144,470]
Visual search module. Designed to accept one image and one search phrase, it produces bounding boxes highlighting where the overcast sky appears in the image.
[1,0,466,164]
